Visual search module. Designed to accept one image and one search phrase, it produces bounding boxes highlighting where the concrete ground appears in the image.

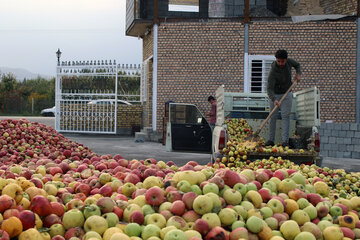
[1,116,360,171]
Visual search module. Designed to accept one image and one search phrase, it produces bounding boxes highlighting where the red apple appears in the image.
[30,195,52,217]
[64,227,85,240]
[258,188,271,202]
[223,169,242,187]
[167,190,183,203]
[170,200,186,216]
[0,195,15,213]
[129,210,144,225]
[204,226,229,240]
[145,187,164,206]
[96,197,115,213]
[51,202,65,217]
[182,192,198,210]
[0,230,10,240]
[193,219,210,236]
[18,210,36,230]
[99,185,113,197]
[43,214,62,228]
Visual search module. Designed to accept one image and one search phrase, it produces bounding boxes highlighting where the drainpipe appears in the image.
[152,0,159,131]
[356,0,360,123]
[243,0,250,92]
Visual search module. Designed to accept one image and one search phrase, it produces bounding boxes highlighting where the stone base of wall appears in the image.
[319,122,360,159]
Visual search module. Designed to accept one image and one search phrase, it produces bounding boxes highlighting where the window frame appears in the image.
[245,55,275,93]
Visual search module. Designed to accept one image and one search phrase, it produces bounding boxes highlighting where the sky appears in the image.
[0,0,142,76]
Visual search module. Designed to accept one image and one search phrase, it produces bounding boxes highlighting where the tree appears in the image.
[0,73,17,92]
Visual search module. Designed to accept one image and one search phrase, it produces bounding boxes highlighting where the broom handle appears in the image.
[255,80,298,135]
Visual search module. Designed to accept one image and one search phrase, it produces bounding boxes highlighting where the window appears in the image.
[169,0,199,12]
[245,55,275,93]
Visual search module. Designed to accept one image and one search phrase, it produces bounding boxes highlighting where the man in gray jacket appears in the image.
[266,50,301,147]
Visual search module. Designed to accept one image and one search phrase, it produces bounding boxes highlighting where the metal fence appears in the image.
[55,60,141,134]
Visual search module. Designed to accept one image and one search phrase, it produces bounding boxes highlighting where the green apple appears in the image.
[231,220,246,231]
[297,198,310,209]
[177,180,191,193]
[102,212,119,228]
[160,226,177,240]
[241,201,255,211]
[272,230,282,237]
[291,173,306,186]
[246,216,264,233]
[49,223,65,237]
[193,195,213,215]
[63,209,85,230]
[99,173,112,185]
[300,222,322,239]
[223,189,242,205]
[159,202,172,212]
[280,220,300,240]
[265,217,278,230]
[218,208,238,226]
[305,184,316,193]
[267,199,284,214]
[202,183,219,195]
[141,224,161,240]
[147,213,167,229]
[263,181,277,193]
[83,231,102,240]
[83,204,101,219]
[303,205,317,220]
[164,229,186,240]
[245,182,257,192]
[291,210,310,226]
[317,220,333,231]
[122,183,136,198]
[260,207,273,219]
[84,215,108,235]
[294,231,316,240]
[184,230,202,240]
[190,185,202,195]
[329,206,343,217]
[244,190,262,208]
[125,223,142,237]
[202,213,221,228]
[123,204,142,222]
[142,204,155,216]
[233,205,248,220]
[233,183,247,196]
[278,179,297,194]
[219,185,230,197]
[205,192,222,213]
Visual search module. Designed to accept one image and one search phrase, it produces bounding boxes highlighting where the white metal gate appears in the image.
[55,60,141,134]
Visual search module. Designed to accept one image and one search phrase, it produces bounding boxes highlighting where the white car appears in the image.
[87,99,132,105]
[40,106,56,117]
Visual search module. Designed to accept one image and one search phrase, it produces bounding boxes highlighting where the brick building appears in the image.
[126,0,359,135]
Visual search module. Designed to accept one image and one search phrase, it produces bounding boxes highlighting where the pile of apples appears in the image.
[1,119,360,240]
[221,119,309,167]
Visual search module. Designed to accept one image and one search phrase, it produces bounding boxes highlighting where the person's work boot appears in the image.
[282,141,289,147]
[265,140,274,146]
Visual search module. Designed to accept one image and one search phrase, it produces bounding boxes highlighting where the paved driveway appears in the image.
[1,116,359,171]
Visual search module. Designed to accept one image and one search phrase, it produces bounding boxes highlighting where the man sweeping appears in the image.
[265,50,301,147]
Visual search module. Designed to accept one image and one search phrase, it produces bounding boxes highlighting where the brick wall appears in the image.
[249,20,357,124]
[143,30,154,61]
[156,20,245,133]
[142,19,357,135]
[143,31,154,128]
[319,0,357,15]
